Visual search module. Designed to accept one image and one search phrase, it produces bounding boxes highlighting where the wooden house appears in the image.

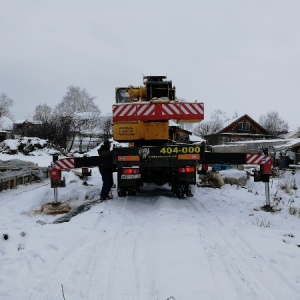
[205,114,271,145]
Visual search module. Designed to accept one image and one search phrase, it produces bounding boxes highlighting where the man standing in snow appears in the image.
[98,140,114,200]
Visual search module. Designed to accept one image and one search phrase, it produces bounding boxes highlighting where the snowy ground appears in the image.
[0,149,300,300]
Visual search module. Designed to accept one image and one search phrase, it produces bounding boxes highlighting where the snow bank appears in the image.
[0,137,49,155]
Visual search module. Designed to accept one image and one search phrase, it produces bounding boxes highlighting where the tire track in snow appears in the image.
[25,202,110,300]
[198,195,300,299]
[26,195,140,300]
[70,197,139,300]
[104,196,140,300]
[179,199,241,300]
[183,196,300,300]
[11,181,50,196]
[198,188,300,298]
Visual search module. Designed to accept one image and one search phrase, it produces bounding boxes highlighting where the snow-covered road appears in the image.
[1,167,300,300]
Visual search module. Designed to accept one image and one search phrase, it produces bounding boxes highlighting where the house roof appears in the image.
[169,120,181,127]
[218,114,267,134]
[280,130,300,139]
[213,138,300,154]
[189,134,206,143]
[272,138,300,151]
[14,119,42,125]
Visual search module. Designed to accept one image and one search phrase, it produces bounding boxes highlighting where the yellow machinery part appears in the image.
[144,121,168,140]
[128,86,147,101]
[113,121,140,140]
[113,121,169,141]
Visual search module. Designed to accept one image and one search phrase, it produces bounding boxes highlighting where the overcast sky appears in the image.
[1,0,300,130]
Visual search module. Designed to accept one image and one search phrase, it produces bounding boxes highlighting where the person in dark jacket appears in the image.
[98,140,114,200]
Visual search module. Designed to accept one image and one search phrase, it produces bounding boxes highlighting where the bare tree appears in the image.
[53,86,101,151]
[54,86,100,117]
[33,104,52,123]
[99,115,112,140]
[0,93,14,118]
[194,109,229,137]
[71,112,102,152]
[48,116,73,150]
[259,111,289,137]
[31,87,104,151]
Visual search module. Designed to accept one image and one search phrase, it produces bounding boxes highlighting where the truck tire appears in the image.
[185,185,193,197]
[118,189,127,197]
[128,190,137,196]
[175,184,185,199]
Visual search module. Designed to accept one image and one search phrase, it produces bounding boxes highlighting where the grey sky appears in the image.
[1,0,300,130]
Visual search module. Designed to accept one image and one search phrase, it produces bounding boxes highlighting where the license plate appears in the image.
[121,174,141,179]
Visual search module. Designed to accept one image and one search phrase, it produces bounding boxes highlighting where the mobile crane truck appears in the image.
[51,76,272,199]
[112,75,204,198]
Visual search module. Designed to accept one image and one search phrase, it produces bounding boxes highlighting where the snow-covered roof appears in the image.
[189,134,206,142]
[169,120,181,127]
[218,114,265,133]
[14,119,41,125]
[280,130,300,139]
[273,138,300,151]
[230,138,285,145]
[213,138,300,153]
[74,112,103,119]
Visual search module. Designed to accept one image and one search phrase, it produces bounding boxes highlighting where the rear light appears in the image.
[122,167,140,175]
[178,166,195,173]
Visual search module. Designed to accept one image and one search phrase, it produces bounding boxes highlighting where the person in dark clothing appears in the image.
[98,140,114,200]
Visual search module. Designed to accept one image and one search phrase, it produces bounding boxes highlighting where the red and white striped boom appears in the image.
[113,102,204,122]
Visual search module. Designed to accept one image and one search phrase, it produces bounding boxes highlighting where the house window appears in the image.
[238,122,250,131]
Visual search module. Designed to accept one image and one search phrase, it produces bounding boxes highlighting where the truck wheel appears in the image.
[118,189,127,197]
[185,185,193,197]
[175,184,185,199]
[128,190,136,196]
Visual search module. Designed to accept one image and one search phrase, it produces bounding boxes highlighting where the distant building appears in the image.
[13,119,42,136]
[205,114,271,145]
[169,120,206,144]
[0,113,13,142]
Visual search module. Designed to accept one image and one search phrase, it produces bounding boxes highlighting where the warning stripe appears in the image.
[184,103,196,114]
[112,102,204,121]
[136,104,149,116]
[125,106,136,117]
[173,104,181,114]
[120,105,134,116]
[113,105,125,117]
[246,154,271,165]
[135,103,156,117]
[162,103,174,115]
[143,105,155,116]
[180,104,189,115]
[193,103,204,114]
[162,103,180,115]
[54,158,75,170]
